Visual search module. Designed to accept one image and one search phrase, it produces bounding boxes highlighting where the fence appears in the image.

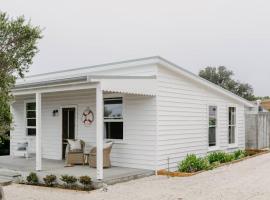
[246,113,270,149]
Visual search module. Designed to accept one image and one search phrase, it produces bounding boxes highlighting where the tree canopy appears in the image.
[199,66,255,101]
[0,12,42,134]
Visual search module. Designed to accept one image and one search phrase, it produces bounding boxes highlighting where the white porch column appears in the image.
[96,84,104,180]
[36,92,42,171]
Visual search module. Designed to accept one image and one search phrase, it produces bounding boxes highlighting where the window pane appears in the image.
[229,107,236,125]
[209,127,216,146]
[209,106,217,126]
[26,102,36,110]
[209,106,217,147]
[27,119,36,126]
[27,111,36,118]
[229,126,235,144]
[105,122,123,139]
[104,98,123,118]
[27,128,36,136]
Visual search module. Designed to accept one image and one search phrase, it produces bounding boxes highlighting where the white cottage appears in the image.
[10,56,254,180]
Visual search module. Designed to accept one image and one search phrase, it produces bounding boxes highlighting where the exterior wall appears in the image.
[156,66,246,170]
[10,65,157,170]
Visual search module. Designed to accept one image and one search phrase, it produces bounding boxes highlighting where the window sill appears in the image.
[104,139,126,144]
[228,144,238,149]
[208,146,220,152]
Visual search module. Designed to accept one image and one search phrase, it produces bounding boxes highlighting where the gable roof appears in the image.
[15,56,254,107]
[156,56,254,107]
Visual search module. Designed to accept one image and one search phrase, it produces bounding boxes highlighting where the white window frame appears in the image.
[228,106,237,147]
[208,105,219,151]
[24,100,36,137]
[103,94,125,143]
[208,105,218,149]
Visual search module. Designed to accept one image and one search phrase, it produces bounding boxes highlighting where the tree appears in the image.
[0,12,42,134]
[199,66,255,101]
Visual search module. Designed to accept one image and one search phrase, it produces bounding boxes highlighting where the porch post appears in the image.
[36,92,42,171]
[96,84,104,180]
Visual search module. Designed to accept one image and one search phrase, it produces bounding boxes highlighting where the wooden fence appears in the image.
[246,113,270,149]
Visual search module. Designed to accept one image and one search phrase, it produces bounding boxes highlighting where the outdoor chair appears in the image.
[13,142,29,158]
[89,141,113,168]
[65,139,85,166]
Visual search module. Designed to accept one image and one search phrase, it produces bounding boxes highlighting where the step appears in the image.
[0,178,12,186]
[0,169,21,179]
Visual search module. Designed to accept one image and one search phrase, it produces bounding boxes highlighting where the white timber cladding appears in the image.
[156,66,245,170]
[10,58,251,171]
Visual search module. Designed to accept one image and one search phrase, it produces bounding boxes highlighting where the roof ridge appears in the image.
[25,56,161,78]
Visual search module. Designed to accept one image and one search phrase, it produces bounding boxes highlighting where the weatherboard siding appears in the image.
[11,61,249,172]
[156,66,245,170]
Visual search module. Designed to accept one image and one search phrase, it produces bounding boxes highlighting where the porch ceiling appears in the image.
[90,75,156,96]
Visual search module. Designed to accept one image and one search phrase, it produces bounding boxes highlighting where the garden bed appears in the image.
[157,149,269,177]
[18,173,93,191]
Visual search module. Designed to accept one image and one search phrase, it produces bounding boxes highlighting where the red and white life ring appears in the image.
[82,108,94,126]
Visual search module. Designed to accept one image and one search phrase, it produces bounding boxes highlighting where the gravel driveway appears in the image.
[4,153,270,200]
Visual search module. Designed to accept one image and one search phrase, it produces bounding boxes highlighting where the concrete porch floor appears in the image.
[0,156,154,187]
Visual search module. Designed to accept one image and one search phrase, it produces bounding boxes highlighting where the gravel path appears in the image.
[3,153,270,200]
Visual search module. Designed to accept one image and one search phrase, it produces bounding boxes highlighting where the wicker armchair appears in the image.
[65,139,85,165]
[89,141,113,168]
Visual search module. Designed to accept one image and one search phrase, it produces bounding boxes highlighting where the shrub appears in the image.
[207,152,226,164]
[233,150,246,160]
[210,161,220,169]
[43,174,57,187]
[178,154,210,173]
[60,175,77,188]
[26,172,38,185]
[224,153,235,162]
[207,151,235,164]
[79,176,92,190]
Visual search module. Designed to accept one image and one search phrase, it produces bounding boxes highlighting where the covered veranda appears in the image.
[11,74,156,180]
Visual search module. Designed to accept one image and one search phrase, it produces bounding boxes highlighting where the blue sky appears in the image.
[2,0,270,96]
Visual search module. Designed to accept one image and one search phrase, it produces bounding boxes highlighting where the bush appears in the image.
[43,174,57,187]
[178,154,210,173]
[60,175,77,188]
[224,153,235,162]
[233,150,246,160]
[79,176,92,190]
[26,172,38,185]
[207,151,235,164]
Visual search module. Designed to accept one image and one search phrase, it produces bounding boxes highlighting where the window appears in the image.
[209,106,217,147]
[104,97,123,140]
[25,102,36,136]
[228,107,236,144]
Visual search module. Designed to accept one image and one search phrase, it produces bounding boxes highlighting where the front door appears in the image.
[62,107,76,159]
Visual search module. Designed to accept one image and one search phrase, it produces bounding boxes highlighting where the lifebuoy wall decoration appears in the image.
[82,107,94,126]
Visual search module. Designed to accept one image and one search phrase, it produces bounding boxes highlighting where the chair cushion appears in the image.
[67,139,82,152]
